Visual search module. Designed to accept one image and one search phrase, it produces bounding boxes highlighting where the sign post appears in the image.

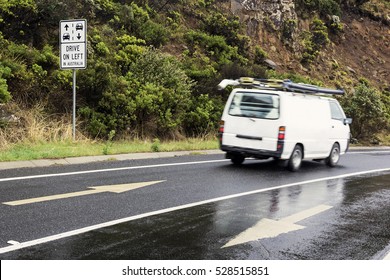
[59,19,87,141]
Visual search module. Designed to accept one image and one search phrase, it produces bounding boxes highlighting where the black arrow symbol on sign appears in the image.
[77,33,81,40]
[65,24,69,31]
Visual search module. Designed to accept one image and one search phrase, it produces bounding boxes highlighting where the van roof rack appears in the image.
[217,77,345,95]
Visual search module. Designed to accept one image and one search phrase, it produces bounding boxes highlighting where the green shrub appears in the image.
[96,42,110,56]
[110,3,167,47]
[102,129,116,155]
[0,62,12,103]
[254,46,268,64]
[282,19,297,44]
[203,11,249,53]
[183,94,223,137]
[37,45,58,68]
[78,106,111,138]
[301,18,329,64]
[80,48,194,139]
[151,138,161,152]
[137,19,168,47]
[311,18,330,46]
[167,10,182,28]
[0,76,11,103]
[0,0,39,44]
[185,30,248,66]
[129,48,193,137]
[182,51,217,80]
[343,81,389,139]
[296,0,342,17]
[114,35,145,75]
[77,60,118,108]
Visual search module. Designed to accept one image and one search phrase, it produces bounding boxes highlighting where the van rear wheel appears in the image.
[326,143,340,167]
[231,155,245,165]
[288,145,303,172]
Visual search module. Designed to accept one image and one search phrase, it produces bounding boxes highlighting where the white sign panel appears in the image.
[60,19,87,69]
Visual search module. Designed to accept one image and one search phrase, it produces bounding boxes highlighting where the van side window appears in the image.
[329,101,344,120]
[229,91,280,119]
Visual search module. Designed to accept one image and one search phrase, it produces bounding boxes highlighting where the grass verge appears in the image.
[0,138,219,162]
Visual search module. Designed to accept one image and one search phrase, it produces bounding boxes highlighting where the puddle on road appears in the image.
[2,172,390,260]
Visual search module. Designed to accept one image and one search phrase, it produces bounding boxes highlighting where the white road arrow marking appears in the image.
[222,204,333,248]
[3,181,165,206]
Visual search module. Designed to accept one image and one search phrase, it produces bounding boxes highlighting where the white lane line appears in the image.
[1,148,389,182]
[384,251,390,260]
[0,159,228,183]
[0,150,388,183]
[1,167,389,255]
[349,151,390,154]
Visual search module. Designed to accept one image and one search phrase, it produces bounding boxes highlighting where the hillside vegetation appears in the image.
[0,0,389,149]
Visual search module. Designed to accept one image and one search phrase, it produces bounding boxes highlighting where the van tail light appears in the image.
[278,126,286,140]
[219,120,225,145]
[277,126,285,153]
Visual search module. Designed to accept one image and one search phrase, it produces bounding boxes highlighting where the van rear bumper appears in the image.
[221,145,282,159]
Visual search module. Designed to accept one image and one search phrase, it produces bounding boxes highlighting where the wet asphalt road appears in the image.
[0,149,390,259]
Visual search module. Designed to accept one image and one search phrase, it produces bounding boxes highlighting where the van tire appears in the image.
[288,145,303,172]
[326,143,340,167]
[231,155,245,165]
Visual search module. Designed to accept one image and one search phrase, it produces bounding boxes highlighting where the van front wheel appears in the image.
[326,143,340,167]
[288,145,303,172]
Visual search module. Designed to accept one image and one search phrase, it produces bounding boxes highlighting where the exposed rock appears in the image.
[231,0,298,51]
[332,15,341,25]
[347,66,357,74]
[299,65,309,72]
[264,58,278,69]
[229,0,389,92]
[0,105,19,125]
[231,0,297,30]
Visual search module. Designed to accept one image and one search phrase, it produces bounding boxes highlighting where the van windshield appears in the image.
[228,91,280,119]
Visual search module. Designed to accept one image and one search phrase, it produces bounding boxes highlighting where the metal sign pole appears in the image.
[72,69,76,141]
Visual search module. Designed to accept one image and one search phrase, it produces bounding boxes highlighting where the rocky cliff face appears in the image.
[232,0,297,30]
[231,0,389,91]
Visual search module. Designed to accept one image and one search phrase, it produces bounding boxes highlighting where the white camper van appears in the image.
[218,78,352,171]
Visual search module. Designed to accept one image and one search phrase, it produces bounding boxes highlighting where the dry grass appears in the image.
[0,102,219,161]
[0,102,86,150]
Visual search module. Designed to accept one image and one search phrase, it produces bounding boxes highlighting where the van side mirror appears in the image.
[343,118,352,125]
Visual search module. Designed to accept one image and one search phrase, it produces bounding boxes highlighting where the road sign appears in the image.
[59,19,87,140]
[59,19,87,69]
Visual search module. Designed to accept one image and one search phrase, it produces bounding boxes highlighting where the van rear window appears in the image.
[228,91,280,119]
